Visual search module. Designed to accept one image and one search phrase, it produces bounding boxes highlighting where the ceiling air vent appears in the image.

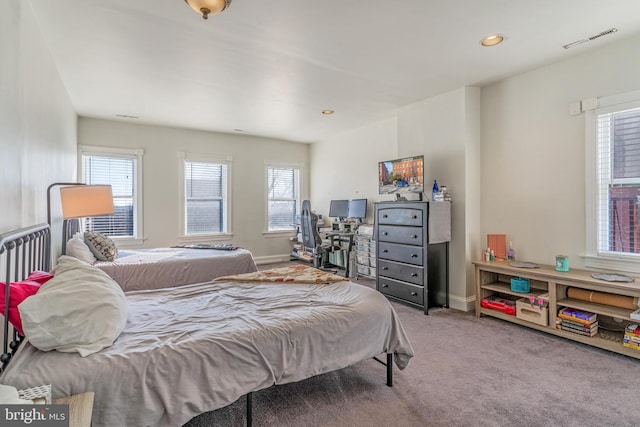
[563,27,618,49]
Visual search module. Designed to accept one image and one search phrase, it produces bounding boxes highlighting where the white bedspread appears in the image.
[1,279,413,427]
[94,247,258,291]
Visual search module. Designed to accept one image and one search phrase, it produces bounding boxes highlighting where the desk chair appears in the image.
[300,200,336,272]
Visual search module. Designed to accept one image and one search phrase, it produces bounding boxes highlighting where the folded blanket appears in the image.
[214,264,348,284]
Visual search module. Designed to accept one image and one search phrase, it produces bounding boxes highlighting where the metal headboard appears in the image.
[0,223,51,372]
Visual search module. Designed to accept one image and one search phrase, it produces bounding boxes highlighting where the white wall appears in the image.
[78,118,310,262]
[311,88,481,311]
[481,33,640,270]
[0,0,77,235]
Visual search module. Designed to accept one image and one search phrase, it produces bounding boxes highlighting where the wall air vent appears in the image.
[563,27,618,49]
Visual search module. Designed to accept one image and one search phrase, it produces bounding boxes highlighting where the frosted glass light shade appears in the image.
[60,185,114,219]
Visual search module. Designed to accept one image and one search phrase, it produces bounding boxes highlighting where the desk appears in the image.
[323,231,355,277]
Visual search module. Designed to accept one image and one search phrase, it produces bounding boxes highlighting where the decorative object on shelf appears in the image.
[510,277,530,293]
[591,273,635,283]
[555,254,569,272]
[184,0,232,20]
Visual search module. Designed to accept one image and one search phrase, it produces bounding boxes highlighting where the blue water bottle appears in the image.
[432,180,439,201]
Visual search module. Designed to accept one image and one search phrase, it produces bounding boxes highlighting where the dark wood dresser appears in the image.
[375,201,449,314]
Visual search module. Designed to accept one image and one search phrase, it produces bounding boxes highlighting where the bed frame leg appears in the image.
[246,392,253,427]
[386,353,393,387]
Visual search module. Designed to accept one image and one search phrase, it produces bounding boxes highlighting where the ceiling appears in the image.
[27,0,640,143]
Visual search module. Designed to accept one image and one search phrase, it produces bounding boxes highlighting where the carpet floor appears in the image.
[184,262,640,427]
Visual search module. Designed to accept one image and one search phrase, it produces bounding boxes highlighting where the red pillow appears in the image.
[0,271,53,335]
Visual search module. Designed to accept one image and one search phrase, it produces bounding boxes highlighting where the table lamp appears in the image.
[58,185,114,254]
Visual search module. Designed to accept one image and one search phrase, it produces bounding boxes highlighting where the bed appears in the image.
[65,232,258,291]
[0,224,414,427]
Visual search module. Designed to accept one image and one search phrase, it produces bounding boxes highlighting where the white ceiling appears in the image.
[27,0,640,143]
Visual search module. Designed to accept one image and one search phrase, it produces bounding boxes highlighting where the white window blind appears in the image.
[185,161,228,234]
[83,155,135,237]
[596,105,640,256]
[267,166,299,231]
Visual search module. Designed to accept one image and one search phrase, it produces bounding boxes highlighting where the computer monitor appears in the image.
[348,198,367,219]
[329,200,349,218]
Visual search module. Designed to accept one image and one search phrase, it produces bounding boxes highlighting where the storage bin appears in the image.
[510,277,530,293]
[516,298,548,326]
[357,264,370,275]
[369,257,377,267]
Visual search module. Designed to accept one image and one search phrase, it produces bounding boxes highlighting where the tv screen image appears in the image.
[378,155,424,195]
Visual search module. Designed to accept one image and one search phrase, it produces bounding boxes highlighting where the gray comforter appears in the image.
[1,279,414,427]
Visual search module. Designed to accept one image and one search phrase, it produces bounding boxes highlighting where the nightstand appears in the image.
[53,392,94,427]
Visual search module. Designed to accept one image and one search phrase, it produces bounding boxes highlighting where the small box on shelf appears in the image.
[516,298,548,326]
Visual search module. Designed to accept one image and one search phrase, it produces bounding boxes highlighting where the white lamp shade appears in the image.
[60,185,114,219]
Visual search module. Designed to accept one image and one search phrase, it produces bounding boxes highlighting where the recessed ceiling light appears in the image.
[480,34,504,47]
[322,110,335,115]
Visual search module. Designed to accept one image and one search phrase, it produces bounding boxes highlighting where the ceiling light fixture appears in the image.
[480,34,504,47]
[184,0,232,20]
[322,110,335,115]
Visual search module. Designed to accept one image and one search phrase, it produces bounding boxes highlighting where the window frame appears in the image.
[78,145,145,246]
[264,161,302,236]
[178,152,233,242]
[584,89,640,273]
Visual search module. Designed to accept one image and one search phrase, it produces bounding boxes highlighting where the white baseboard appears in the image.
[448,294,475,312]
[253,254,295,265]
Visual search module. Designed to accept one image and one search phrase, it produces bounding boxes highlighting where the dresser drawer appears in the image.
[378,277,424,306]
[378,242,424,266]
[377,207,423,226]
[378,259,423,285]
[378,225,423,245]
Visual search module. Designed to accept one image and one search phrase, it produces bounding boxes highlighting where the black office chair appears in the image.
[300,200,336,271]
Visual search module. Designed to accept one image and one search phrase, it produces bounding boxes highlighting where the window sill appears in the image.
[581,254,640,275]
[112,237,145,247]
[263,230,297,238]
[178,233,234,244]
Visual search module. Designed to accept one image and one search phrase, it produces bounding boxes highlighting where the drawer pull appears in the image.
[383,214,388,218]
[411,254,418,258]
[383,249,388,253]
[382,284,388,288]
[411,235,417,239]
[382,267,388,270]
[383,232,388,235]
[412,215,417,219]
[411,292,418,297]
[411,273,418,277]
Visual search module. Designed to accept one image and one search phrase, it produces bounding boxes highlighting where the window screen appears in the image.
[185,161,228,234]
[267,166,299,231]
[83,155,135,237]
[596,106,640,255]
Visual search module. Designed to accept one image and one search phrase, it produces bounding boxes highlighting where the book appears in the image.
[558,325,598,336]
[557,307,597,325]
[559,320,598,332]
[624,333,640,344]
[625,324,640,336]
[556,317,598,329]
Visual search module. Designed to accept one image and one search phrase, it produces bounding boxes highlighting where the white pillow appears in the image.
[66,236,98,265]
[18,255,128,357]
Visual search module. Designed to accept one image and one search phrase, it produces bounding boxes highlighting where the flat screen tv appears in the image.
[348,198,367,219]
[378,155,424,195]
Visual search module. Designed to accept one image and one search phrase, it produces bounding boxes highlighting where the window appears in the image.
[180,153,231,237]
[586,90,640,272]
[266,163,300,232]
[80,146,144,244]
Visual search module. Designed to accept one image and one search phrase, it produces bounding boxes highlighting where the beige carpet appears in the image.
[184,262,640,426]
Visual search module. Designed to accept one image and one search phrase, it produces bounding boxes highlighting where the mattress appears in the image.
[0,278,414,427]
[93,247,258,291]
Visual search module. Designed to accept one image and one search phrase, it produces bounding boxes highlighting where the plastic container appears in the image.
[556,255,569,272]
[510,277,530,293]
[432,180,439,201]
[507,242,515,261]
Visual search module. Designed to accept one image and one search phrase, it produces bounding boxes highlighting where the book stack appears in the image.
[623,324,640,351]
[556,307,598,337]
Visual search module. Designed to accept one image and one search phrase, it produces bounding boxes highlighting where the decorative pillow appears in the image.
[66,235,98,265]
[0,271,53,335]
[18,255,128,357]
[84,231,118,262]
